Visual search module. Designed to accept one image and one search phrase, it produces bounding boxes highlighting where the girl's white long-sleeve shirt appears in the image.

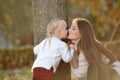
[31,37,74,73]
[71,51,120,79]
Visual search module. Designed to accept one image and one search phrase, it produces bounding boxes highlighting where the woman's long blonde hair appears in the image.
[73,18,119,80]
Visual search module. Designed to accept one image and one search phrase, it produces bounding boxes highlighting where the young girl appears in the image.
[31,19,75,80]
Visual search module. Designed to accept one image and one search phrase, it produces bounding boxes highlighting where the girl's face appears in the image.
[68,21,81,40]
[59,24,68,39]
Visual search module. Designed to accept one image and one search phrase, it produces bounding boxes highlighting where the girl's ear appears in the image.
[54,28,60,38]
[57,29,61,38]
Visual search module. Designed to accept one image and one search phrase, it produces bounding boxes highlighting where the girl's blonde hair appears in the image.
[46,18,67,38]
[42,18,67,51]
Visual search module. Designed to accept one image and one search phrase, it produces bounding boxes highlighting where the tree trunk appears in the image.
[32,0,71,80]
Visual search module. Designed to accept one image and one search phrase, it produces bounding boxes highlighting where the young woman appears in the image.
[68,18,120,80]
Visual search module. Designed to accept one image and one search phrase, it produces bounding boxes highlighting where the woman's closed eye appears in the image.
[72,26,77,30]
[72,28,76,30]
[71,27,76,30]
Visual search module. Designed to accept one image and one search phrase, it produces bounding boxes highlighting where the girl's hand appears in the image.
[67,39,74,48]
[67,39,77,50]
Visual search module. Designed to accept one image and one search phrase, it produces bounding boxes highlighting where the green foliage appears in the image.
[0,0,33,46]
[0,46,34,69]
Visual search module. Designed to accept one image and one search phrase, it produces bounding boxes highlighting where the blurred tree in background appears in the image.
[0,0,33,48]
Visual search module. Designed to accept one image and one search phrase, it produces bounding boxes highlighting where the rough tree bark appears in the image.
[32,0,71,80]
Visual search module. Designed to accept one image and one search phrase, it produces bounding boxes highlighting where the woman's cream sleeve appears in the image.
[112,61,120,75]
[71,52,89,79]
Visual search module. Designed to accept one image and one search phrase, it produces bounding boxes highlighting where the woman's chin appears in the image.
[67,36,71,39]
[68,35,72,38]
[68,36,74,39]
[68,38,75,40]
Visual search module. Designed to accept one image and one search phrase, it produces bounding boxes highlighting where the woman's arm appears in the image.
[102,54,120,76]
[112,61,120,76]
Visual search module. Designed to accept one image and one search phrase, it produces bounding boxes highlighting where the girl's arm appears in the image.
[60,44,75,62]
[33,44,41,55]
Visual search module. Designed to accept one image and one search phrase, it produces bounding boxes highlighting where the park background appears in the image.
[0,0,120,80]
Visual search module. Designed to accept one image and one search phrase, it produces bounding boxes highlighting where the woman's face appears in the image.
[68,21,81,40]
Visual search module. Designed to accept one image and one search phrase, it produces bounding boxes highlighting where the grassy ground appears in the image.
[0,67,32,80]
[0,68,74,80]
